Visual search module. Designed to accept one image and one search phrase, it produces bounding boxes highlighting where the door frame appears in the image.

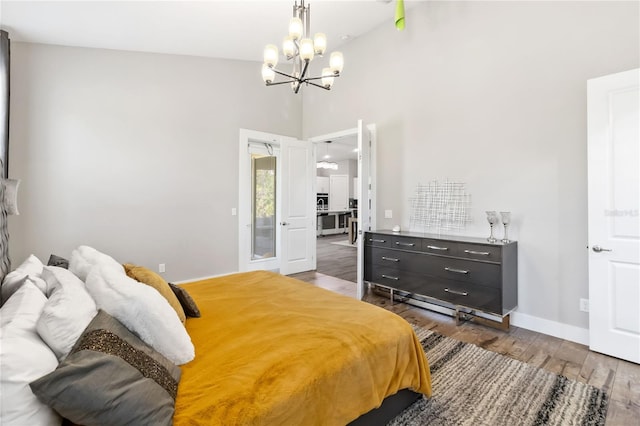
[309,120,377,299]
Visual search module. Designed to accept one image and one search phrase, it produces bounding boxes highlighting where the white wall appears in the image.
[9,43,301,281]
[303,1,639,330]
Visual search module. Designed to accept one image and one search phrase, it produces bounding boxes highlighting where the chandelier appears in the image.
[316,141,338,169]
[261,0,344,93]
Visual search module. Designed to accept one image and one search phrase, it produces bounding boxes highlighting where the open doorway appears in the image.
[313,133,359,282]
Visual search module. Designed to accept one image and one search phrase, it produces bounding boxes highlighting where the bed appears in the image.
[0,245,431,425]
[175,271,431,425]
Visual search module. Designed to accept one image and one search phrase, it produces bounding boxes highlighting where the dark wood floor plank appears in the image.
[610,359,640,406]
[579,351,619,392]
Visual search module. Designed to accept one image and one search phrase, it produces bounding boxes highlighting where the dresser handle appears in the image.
[395,242,415,247]
[464,249,490,256]
[427,245,449,251]
[381,256,400,262]
[381,274,399,281]
[369,238,386,243]
[445,267,469,274]
[445,288,468,296]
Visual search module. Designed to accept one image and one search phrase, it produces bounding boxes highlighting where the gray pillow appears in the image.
[46,254,69,269]
[30,310,181,426]
[169,283,201,318]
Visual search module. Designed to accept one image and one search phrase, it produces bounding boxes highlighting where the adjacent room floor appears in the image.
[315,233,357,283]
[289,271,640,425]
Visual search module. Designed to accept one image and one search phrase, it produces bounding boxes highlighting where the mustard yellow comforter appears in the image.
[174,271,431,426]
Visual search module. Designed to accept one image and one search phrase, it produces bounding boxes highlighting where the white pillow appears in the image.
[85,265,194,365]
[36,266,98,360]
[0,281,62,426]
[69,245,123,281]
[1,255,49,304]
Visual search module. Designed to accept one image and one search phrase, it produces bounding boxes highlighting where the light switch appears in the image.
[384,210,393,219]
[231,208,237,216]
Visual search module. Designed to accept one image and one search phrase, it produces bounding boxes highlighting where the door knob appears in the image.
[592,245,612,253]
[280,221,290,226]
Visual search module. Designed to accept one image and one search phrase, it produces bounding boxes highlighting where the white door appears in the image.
[279,137,316,275]
[357,121,376,299]
[587,68,640,364]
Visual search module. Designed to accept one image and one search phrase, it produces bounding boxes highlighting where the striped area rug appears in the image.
[389,328,608,426]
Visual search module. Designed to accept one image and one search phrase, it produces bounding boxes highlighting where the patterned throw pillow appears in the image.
[30,310,181,426]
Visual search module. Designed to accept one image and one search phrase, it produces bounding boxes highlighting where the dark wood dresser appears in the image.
[364,230,517,326]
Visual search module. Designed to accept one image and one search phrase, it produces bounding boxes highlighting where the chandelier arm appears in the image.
[302,74,341,83]
[271,68,299,80]
[266,81,296,87]
[305,80,330,91]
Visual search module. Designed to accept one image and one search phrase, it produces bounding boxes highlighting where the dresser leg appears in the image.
[456,310,511,331]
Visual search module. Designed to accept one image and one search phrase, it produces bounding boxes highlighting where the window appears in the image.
[251,154,276,260]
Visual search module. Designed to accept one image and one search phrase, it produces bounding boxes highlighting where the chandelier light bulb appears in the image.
[329,51,344,74]
[321,67,334,89]
[289,17,303,40]
[299,38,314,61]
[263,44,279,68]
[261,64,275,84]
[282,36,295,59]
[313,33,327,55]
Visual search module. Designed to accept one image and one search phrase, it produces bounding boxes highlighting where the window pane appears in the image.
[252,154,276,260]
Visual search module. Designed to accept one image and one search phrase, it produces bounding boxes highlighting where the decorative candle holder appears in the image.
[486,211,498,243]
[500,211,511,243]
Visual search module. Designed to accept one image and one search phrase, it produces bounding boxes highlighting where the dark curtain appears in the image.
[0,30,9,179]
[0,30,9,282]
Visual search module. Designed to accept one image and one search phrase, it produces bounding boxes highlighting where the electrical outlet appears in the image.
[384,210,393,219]
[579,298,589,312]
[159,263,166,273]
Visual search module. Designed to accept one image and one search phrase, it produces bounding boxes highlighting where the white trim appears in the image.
[511,311,590,346]
[173,272,237,285]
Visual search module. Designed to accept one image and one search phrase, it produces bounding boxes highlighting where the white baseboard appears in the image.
[172,271,238,285]
[511,311,590,346]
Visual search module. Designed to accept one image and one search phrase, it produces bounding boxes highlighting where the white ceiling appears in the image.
[0,0,407,62]
[0,0,411,161]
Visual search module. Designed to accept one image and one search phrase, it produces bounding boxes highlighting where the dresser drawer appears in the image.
[422,239,456,255]
[369,266,424,294]
[427,280,502,315]
[426,256,502,288]
[365,233,392,248]
[368,247,426,274]
[388,235,423,251]
[456,243,502,261]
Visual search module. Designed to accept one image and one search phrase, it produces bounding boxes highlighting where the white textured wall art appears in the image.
[409,180,471,233]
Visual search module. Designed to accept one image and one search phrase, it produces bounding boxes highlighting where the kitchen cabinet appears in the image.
[329,174,349,211]
[316,176,330,194]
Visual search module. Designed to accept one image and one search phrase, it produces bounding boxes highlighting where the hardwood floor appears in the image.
[315,233,357,283]
[289,271,640,425]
